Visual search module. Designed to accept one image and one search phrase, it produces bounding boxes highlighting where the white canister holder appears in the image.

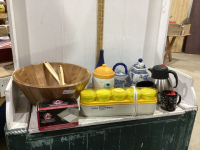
[113,63,129,88]
[80,87,157,117]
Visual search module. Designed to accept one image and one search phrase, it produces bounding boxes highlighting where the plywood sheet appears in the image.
[169,0,190,52]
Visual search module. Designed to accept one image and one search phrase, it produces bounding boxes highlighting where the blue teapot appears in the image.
[113,63,129,88]
[129,58,149,86]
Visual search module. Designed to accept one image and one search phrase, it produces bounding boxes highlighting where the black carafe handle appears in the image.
[168,70,178,88]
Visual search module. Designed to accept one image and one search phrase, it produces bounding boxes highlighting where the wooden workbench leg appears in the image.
[163,37,176,63]
[168,37,176,62]
[163,37,170,63]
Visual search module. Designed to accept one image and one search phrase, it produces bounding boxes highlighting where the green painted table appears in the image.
[5,108,196,150]
[4,65,197,150]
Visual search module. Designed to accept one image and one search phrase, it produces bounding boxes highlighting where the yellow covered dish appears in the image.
[111,88,126,101]
[96,89,111,102]
[81,89,96,103]
[141,88,157,100]
[126,88,141,101]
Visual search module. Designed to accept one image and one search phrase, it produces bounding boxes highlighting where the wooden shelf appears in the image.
[167,34,191,37]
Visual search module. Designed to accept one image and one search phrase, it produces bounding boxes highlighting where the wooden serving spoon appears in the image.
[44,61,61,85]
[58,65,66,85]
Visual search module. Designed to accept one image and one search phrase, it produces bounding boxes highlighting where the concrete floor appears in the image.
[166,53,200,150]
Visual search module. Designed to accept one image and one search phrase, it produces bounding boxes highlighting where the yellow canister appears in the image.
[0,5,5,13]
[96,89,111,102]
[93,64,115,89]
[81,89,96,103]
[126,88,141,101]
[141,88,157,100]
[112,88,126,101]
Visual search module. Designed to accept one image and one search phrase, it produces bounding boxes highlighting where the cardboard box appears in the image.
[168,24,182,36]
[0,2,5,5]
[0,61,13,78]
[0,41,12,62]
[0,13,7,25]
[182,24,191,35]
[0,26,7,36]
[0,25,9,32]
[37,98,79,131]
[0,13,7,19]
[0,97,5,107]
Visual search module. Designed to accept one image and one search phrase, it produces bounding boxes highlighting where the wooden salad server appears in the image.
[44,61,61,85]
[58,65,66,85]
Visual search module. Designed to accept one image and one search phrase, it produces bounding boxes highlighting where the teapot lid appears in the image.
[133,58,146,71]
[149,65,169,79]
[93,64,115,79]
[115,71,128,77]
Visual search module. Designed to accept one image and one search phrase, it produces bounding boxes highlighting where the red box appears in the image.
[0,41,12,62]
[37,98,79,131]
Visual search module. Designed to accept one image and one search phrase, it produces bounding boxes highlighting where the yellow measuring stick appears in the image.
[96,0,105,63]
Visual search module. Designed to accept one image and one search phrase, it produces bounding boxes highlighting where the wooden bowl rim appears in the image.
[12,62,91,88]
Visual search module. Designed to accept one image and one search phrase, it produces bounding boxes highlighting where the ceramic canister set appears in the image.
[93,50,181,112]
[93,58,150,89]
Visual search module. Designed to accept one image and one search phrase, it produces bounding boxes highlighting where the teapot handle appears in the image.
[113,63,128,74]
[168,70,178,88]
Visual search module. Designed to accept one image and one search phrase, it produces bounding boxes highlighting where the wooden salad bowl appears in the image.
[12,62,91,106]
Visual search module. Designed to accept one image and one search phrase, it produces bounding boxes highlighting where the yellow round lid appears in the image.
[81,89,96,97]
[112,88,125,93]
[96,89,111,96]
[126,88,141,96]
[112,88,126,96]
[141,88,157,96]
[93,64,115,79]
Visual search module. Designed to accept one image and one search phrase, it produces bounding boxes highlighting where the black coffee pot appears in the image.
[148,65,178,92]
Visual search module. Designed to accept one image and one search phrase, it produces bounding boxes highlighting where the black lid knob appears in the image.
[149,65,169,79]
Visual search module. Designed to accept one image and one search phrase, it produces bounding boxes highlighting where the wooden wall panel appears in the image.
[169,0,190,52]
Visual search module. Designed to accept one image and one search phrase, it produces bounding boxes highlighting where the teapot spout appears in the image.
[148,68,152,73]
